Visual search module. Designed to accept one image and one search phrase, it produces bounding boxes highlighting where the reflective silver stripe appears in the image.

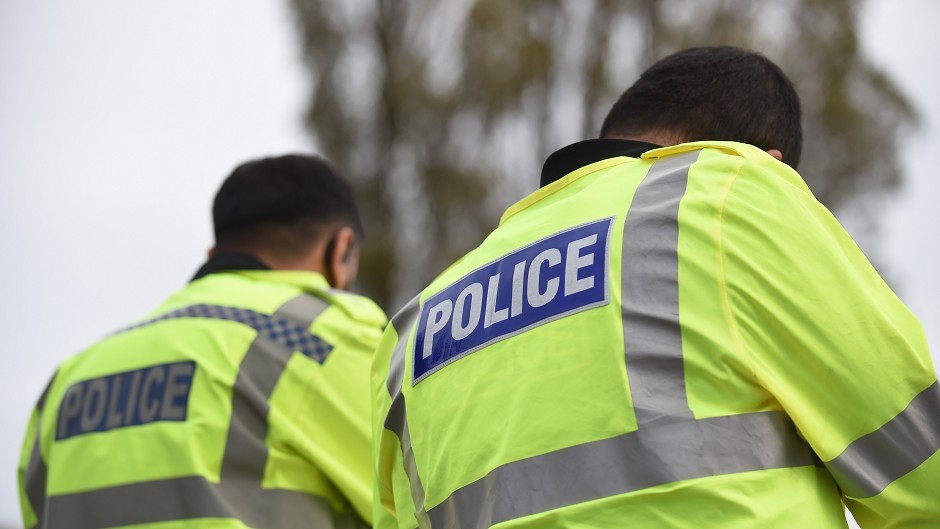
[221,294,329,483]
[45,294,358,529]
[401,408,431,528]
[826,380,940,498]
[384,295,421,438]
[46,475,367,529]
[387,295,420,400]
[25,435,46,529]
[383,295,432,527]
[428,411,818,528]
[621,151,700,426]
[26,374,56,529]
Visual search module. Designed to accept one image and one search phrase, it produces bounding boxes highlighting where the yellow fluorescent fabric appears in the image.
[19,269,386,528]
[372,141,939,528]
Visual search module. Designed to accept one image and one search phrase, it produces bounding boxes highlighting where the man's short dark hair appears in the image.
[212,154,363,253]
[600,46,803,167]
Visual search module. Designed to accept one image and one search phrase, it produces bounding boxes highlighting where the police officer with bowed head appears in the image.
[373,47,940,528]
[19,154,387,528]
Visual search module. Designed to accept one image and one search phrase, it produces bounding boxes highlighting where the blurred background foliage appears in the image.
[290,0,915,310]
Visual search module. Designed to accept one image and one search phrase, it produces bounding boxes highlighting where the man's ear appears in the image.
[326,226,358,290]
[766,149,784,161]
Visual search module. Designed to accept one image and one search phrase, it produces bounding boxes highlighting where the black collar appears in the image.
[540,139,661,187]
[191,252,270,282]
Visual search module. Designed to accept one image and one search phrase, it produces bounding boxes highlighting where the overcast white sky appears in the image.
[0,1,936,526]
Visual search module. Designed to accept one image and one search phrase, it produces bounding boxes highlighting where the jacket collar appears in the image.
[190,251,335,293]
[540,139,661,187]
[190,252,269,282]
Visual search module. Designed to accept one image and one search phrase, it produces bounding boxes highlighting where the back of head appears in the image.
[600,46,803,168]
[212,154,363,258]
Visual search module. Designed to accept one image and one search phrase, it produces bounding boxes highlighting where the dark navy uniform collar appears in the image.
[191,252,270,282]
[540,139,661,187]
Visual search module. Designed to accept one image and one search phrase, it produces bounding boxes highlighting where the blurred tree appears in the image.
[291,0,915,310]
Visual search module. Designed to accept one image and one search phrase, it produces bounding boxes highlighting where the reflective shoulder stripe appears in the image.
[46,475,366,529]
[387,295,420,401]
[427,411,819,528]
[384,295,420,439]
[220,294,329,483]
[45,294,363,528]
[621,150,699,426]
[382,295,432,528]
[826,380,940,498]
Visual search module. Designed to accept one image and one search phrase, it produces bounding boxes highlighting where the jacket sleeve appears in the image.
[19,373,56,529]
[287,295,387,525]
[719,156,940,527]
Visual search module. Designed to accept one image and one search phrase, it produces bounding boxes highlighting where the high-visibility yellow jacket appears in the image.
[372,140,940,528]
[19,263,386,529]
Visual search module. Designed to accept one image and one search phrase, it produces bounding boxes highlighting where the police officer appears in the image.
[19,154,386,528]
[372,47,940,528]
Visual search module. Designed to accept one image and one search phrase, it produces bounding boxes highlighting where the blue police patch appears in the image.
[56,361,196,440]
[413,217,612,384]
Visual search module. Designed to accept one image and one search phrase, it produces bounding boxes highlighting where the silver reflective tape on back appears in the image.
[428,411,818,528]
[387,295,421,399]
[382,295,431,527]
[826,380,940,498]
[621,151,700,426]
[221,294,329,483]
[384,295,420,440]
[401,406,432,528]
[45,475,367,529]
[219,336,291,482]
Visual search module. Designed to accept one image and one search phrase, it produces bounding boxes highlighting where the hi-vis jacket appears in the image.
[372,140,940,528]
[19,263,387,529]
